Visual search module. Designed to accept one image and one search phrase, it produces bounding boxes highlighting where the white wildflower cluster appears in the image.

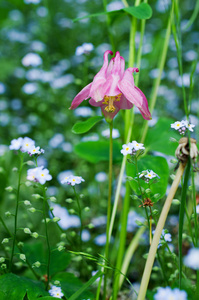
[184,248,199,270]
[121,141,145,156]
[49,285,64,299]
[171,120,195,134]
[139,170,159,182]
[61,175,85,186]
[27,166,52,185]
[154,287,187,300]
[75,43,94,56]
[9,137,44,156]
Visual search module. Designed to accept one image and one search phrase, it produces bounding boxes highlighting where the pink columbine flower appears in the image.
[70,50,151,121]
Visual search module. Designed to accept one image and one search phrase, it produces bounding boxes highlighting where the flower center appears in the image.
[102,94,122,113]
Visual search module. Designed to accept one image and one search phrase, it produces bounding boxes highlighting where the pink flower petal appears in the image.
[70,83,92,109]
[118,68,151,120]
[89,50,113,102]
[115,94,134,110]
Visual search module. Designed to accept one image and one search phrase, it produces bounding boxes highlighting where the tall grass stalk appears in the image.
[141,3,174,143]
[137,162,187,300]
[9,153,23,272]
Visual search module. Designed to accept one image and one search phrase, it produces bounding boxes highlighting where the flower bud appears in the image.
[65,198,73,203]
[32,261,41,268]
[26,160,35,166]
[54,280,60,285]
[152,209,159,215]
[5,186,13,192]
[170,159,178,164]
[24,228,31,234]
[60,233,66,239]
[70,231,76,237]
[12,167,18,172]
[69,209,75,214]
[172,199,180,205]
[28,207,36,213]
[145,189,151,195]
[50,196,57,203]
[5,211,12,217]
[2,238,9,244]
[153,193,160,199]
[17,242,24,247]
[32,194,41,199]
[31,232,39,238]
[170,174,176,180]
[52,217,60,223]
[0,257,5,263]
[87,223,94,229]
[15,262,23,268]
[25,181,32,187]
[131,195,138,200]
[58,245,65,252]
[20,254,26,262]
[24,200,31,206]
[84,207,90,212]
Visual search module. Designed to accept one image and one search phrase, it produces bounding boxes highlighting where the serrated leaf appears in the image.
[73,3,152,22]
[74,140,122,163]
[126,156,169,201]
[145,118,180,156]
[52,272,94,300]
[0,273,48,300]
[72,116,104,134]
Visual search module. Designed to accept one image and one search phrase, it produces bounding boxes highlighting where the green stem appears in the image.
[178,159,190,288]
[72,186,83,250]
[102,0,115,53]
[137,162,186,300]
[9,153,23,272]
[141,3,173,143]
[42,187,51,290]
[103,120,113,300]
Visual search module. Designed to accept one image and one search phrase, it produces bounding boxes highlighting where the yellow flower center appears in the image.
[126,147,129,151]
[102,94,122,113]
[41,173,44,177]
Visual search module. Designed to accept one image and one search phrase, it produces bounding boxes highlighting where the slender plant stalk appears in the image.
[73,186,83,250]
[137,162,187,300]
[141,3,174,143]
[102,0,115,53]
[42,186,51,290]
[102,120,113,300]
[9,153,23,272]
[118,226,146,288]
[178,159,190,288]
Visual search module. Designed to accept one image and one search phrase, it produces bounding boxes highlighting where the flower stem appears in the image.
[72,186,83,250]
[141,3,174,143]
[9,153,23,272]
[42,186,51,290]
[103,120,113,300]
[137,162,187,300]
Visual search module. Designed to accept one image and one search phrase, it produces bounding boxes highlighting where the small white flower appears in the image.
[145,170,158,179]
[28,145,42,155]
[61,175,85,186]
[27,166,52,184]
[121,143,133,156]
[184,248,199,270]
[21,137,35,152]
[130,140,145,151]
[171,121,182,130]
[22,53,42,67]
[9,137,23,150]
[36,167,52,184]
[187,123,195,132]
[49,285,64,298]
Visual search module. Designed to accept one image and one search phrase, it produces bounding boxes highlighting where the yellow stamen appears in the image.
[102,93,122,113]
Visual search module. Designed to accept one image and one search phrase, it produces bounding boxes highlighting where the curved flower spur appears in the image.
[70,50,151,121]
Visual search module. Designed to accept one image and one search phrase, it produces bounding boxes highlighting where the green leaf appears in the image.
[126,156,169,201]
[72,116,104,134]
[73,3,152,22]
[68,271,103,300]
[0,273,48,300]
[123,3,152,19]
[23,243,71,276]
[0,291,6,300]
[52,272,94,300]
[145,118,180,156]
[39,297,59,300]
[74,140,122,163]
